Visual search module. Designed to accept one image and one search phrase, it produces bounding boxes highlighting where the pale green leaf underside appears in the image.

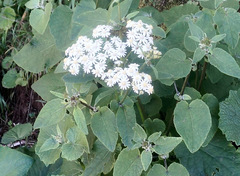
[174,99,211,153]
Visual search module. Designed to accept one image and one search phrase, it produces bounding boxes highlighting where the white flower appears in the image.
[118,78,130,90]
[92,25,113,38]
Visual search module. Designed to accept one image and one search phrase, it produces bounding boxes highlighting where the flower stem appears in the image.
[198,61,207,91]
[79,100,98,112]
[119,89,130,105]
[136,97,145,123]
[180,73,190,95]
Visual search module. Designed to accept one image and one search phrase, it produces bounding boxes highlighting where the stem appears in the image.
[119,89,130,105]
[164,158,168,172]
[194,64,198,89]
[173,81,179,94]
[136,98,145,123]
[79,100,98,112]
[180,73,190,95]
[197,61,207,91]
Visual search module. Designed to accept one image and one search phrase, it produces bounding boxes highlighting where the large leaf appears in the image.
[175,132,240,176]
[1,123,32,144]
[174,99,212,153]
[0,147,33,176]
[219,89,240,145]
[61,126,89,161]
[71,0,96,39]
[35,115,74,166]
[83,140,114,176]
[73,106,88,135]
[116,104,136,148]
[34,99,66,129]
[156,2,199,27]
[213,8,240,48]
[109,0,133,23]
[147,163,189,176]
[49,5,73,50]
[156,48,191,86]
[29,3,52,34]
[113,149,143,176]
[0,7,15,30]
[31,73,65,101]
[94,88,116,107]
[91,107,118,152]
[13,27,63,73]
[208,48,240,79]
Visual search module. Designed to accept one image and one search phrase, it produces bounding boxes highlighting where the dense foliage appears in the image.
[1,0,240,175]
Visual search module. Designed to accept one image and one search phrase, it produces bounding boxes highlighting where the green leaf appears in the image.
[133,123,147,143]
[156,48,191,86]
[200,0,239,10]
[113,148,143,176]
[71,0,96,39]
[49,5,73,50]
[94,88,116,107]
[75,8,109,28]
[84,140,114,176]
[35,115,74,166]
[116,104,136,148]
[0,7,15,30]
[193,47,205,64]
[147,163,189,176]
[34,99,66,129]
[152,3,199,27]
[174,99,212,153]
[143,118,166,135]
[39,137,60,152]
[2,69,18,88]
[109,0,133,23]
[141,150,152,171]
[208,48,240,79]
[61,126,89,161]
[62,71,94,83]
[31,73,65,101]
[144,95,162,117]
[25,0,39,9]
[213,8,240,48]
[0,147,33,176]
[219,89,240,145]
[13,27,63,73]
[175,132,240,176]
[201,93,219,147]
[73,106,88,135]
[91,107,118,152]
[29,3,52,34]
[153,137,182,155]
[1,123,32,144]
[188,20,204,40]
[211,34,226,43]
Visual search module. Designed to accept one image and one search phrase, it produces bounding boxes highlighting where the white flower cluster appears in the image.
[64,20,161,95]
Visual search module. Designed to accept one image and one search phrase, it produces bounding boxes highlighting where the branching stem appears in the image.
[79,100,98,112]
[180,73,190,95]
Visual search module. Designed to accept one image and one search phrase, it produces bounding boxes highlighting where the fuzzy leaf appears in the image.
[29,3,52,34]
[116,104,136,148]
[208,48,240,79]
[1,123,32,144]
[0,147,33,176]
[34,99,66,129]
[219,89,240,145]
[147,163,189,176]
[113,149,143,176]
[153,137,182,155]
[141,150,152,171]
[174,99,212,153]
[214,8,240,48]
[73,106,88,135]
[91,107,118,152]
[156,48,191,86]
